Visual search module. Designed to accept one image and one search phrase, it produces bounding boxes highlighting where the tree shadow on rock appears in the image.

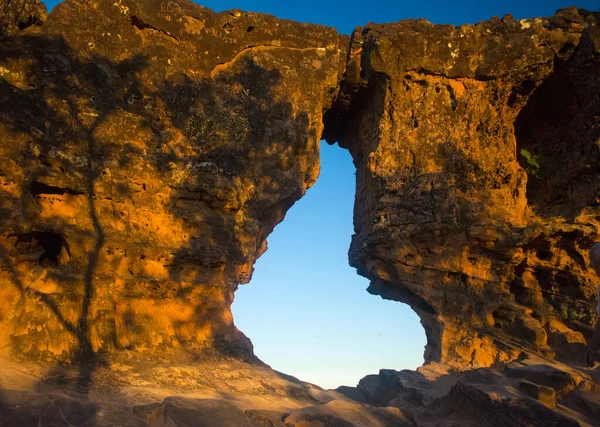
[0,31,158,423]
[0,21,319,424]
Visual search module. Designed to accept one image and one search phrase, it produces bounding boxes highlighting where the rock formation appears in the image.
[336,356,600,426]
[0,0,46,36]
[324,7,600,368]
[0,0,345,362]
[1,0,600,425]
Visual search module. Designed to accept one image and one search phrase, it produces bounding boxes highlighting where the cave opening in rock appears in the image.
[514,42,600,218]
[232,142,426,389]
[14,231,69,265]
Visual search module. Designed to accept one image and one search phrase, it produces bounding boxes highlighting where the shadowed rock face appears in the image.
[0,0,47,36]
[336,358,600,426]
[0,0,346,362]
[1,1,600,425]
[324,7,600,368]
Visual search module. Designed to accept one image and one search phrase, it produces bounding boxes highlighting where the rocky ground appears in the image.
[1,349,599,426]
[0,349,413,426]
[339,355,600,426]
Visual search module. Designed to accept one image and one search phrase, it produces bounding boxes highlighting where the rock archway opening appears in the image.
[232,142,426,389]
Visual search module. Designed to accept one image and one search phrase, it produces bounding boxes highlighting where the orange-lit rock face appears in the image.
[324,9,600,367]
[4,3,600,426]
[0,0,47,36]
[1,0,600,374]
[0,0,346,361]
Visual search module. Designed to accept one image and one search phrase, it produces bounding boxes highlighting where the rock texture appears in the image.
[0,0,345,363]
[0,0,47,36]
[0,350,413,427]
[2,0,600,426]
[337,355,600,426]
[324,7,600,368]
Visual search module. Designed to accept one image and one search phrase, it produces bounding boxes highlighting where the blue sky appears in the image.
[234,144,423,388]
[44,1,600,34]
[199,0,600,35]
[43,0,600,389]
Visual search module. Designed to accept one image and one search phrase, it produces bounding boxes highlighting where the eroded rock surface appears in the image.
[1,0,600,426]
[0,0,345,362]
[0,0,47,36]
[337,356,600,426]
[324,7,600,368]
[0,350,414,427]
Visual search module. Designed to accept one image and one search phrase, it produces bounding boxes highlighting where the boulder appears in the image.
[0,0,46,36]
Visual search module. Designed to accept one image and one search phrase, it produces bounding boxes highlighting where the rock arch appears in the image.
[0,2,600,424]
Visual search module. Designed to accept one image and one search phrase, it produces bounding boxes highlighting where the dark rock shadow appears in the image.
[0,31,153,424]
[514,25,600,219]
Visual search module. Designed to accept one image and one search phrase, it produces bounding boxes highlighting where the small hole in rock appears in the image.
[38,155,51,167]
[30,181,83,196]
[15,231,69,265]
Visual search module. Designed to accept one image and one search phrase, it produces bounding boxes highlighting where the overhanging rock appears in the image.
[0,0,346,360]
[1,0,600,379]
[325,8,600,366]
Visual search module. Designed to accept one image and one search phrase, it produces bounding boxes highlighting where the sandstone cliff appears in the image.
[325,7,600,368]
[0,0,345,363]
[1,0,600,425]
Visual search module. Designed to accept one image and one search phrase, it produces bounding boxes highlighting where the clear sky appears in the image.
[235,144,425,388]
[43,0,600,389]
[199,0,600,35]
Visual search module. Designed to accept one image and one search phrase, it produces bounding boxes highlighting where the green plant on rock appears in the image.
[520,148,540,178]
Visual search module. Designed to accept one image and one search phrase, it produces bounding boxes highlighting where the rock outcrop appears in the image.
[337,355,600,426]
[0,0,46,36]
[1,0,600,425]
[0,0,345,363]
[324,7,600,368]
